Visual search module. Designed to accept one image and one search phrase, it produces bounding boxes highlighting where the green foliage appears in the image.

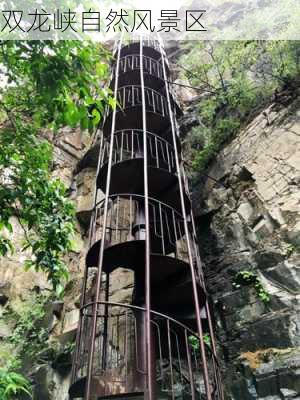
[0,294,76,395]
[233,270,270,304]
[0,41,113,131]
[0,41,113,294]
[61,341,76,355]
[3,294,67,370]
[0,357,31,400]
[0,236,14,257]
[285,242,299,257]
[6,295,50,362]
[180,41,300,173]
[0,121,75,296]
[188,333,211,350]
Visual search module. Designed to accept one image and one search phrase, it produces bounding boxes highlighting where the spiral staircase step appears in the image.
[97,159,190,213]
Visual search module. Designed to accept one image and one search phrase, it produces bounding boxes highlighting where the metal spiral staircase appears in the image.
[69,36,224,400]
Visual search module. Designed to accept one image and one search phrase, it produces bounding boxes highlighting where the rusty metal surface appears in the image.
[70,302,220,399]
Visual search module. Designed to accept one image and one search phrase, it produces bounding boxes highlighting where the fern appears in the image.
[0,364,32,400]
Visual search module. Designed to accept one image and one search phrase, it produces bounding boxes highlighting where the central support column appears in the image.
[133,203,156,398]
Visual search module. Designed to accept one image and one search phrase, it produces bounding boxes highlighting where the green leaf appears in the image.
[91,108,101,125]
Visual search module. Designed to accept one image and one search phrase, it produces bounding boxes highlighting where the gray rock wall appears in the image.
[192,96,300,399]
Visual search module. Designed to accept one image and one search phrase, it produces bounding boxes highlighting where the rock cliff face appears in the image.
[191,95,300,399]
[0,84,299,399]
